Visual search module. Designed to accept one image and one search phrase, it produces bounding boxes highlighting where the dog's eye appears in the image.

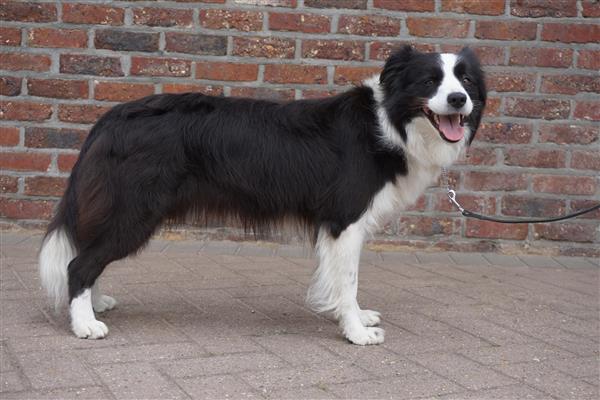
[462,76,471,84]
[424,79,434,86]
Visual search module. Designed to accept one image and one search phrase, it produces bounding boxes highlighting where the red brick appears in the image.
[486,73,536,92]
[505,97,570,120]
[538,124,598,145]
[484,97,501,117]
[339,15,401,36]
[334,66,381,85]
[0,27,20,46]
[0,198,54,220]
[0,152,51,172]
[571,200,600,219]
[477,122,533,144]
[582,0,600,17]
[58,104,110,124]
[443,0,504,15]
[510,0,577,17]
[302,40,364,61]
[532,175,596,195]
[470,46,505,66]
[162,83,223,96]
[501,195,566,218]
[0,175,18,193]
[572,150,600,170]
[60,54,123,77]
[94,82,155,102]
[200,9,263,31]
[165,33,227,56]
[0,101,52,122]
[131,57,191,77]
[133,7,193,27]
[27,79,88,99]
[264,65,327,84]
[0,76,21,96]
[455,147,497,166]
[541,75,600,95]
[374,0,434,11]
[304,0,364,8]
[230,87,295,101]
[234,0,296,6]
[369,42,435,61]
[24,176,67,197]
[196,62,258,82]
[302,89,341,99]
[28,28,87,48]
[0,1,57,22]
[95,29,159,52]
[464,171,527,191]
[0,53,51,72]
[475,21,537,40]
[25,127,87,150]
[574,101,600,121]
[542,23,600,44]
[0,127,19,146]
[62,3,124,25]
[433,193,496,214]
[509,47,573,68]
[397,216,456,237]
[466,220,528,240]
[504,148,566,168]
[407,18,469,38]
[269,13,330,33]
[404,195,427,212]
[58,154,79,172]
[534,223,596,243]
[577,50,600,70]
[232,37,295,59]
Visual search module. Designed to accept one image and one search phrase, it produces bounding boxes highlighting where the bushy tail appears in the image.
[39,226,76,310]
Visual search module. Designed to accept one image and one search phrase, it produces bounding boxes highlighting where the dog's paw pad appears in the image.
[92,295,117,313]
[345,326,385,345]
[72,319,108,339]
[359,309,381,327]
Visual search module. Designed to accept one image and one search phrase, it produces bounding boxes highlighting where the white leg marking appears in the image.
[91,281,117,313]
[307,223,384,345]
[70,288,108,339]
[359,309,381,327]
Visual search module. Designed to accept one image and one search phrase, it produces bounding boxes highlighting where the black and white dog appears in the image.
[39,46,485,345]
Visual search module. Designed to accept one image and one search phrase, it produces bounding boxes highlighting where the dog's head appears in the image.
[377,45,486,165]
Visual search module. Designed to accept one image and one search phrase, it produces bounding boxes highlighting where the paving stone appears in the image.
[553,256,598,269]
[458,342,576,365]
[94,362,188,399]
[407,352,517,391]
[518,255,564,268]
[416,252,455,265]
[0,386,110,399]
[0,370,27,392]
[328,372,461,399]
[81,342,206,364]
[448,252,491,266]
[263,386,335,399]
[439,384,549,399]
[15,352,96,390]
[178,374,257,399]
[483,253,528,267]
[201,336,263,355]
[549,356,600,378]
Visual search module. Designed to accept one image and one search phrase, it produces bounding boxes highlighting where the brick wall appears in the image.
[1,0,598,257]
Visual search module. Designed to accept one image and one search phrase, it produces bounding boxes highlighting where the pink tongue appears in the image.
[438,114,464,141]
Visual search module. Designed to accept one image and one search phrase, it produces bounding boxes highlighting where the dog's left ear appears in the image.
[380,45,416,86]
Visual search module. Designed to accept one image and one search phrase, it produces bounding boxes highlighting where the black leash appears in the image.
[441,168,600,224]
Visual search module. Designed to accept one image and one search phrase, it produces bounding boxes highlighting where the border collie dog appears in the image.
[39,46,485,345]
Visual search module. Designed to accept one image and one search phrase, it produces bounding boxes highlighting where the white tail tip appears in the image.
[39,228,75,310]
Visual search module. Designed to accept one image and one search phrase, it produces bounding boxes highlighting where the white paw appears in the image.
[345,326,385,345]
[92,295,117,313]
[72,319,109,339]
[359,309,381,327]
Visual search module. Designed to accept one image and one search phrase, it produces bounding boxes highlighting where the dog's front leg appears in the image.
[307,223,384,345]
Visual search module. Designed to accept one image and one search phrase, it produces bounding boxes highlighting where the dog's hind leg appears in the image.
[91,280,117,313]
[307,222,384,345]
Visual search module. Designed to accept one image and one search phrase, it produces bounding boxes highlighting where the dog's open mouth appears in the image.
[423,107,466,143]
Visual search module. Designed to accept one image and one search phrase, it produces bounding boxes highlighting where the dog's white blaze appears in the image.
[428,53,473,116]
[39,228,75,310]
[70,288,109,339]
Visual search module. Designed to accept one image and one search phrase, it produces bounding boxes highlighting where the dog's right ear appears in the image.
[380,45,415,85]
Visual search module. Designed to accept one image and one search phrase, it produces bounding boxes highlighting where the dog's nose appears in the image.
[447,92,467,109]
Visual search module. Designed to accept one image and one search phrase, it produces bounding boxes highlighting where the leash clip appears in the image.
[447,189,464,213]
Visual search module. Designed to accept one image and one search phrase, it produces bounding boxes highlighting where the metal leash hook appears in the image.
[446,189,464,214]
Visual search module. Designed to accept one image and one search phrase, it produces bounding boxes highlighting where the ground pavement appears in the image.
[1,231,598,399]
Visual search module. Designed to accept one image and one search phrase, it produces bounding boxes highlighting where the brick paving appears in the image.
[1,231,598,399]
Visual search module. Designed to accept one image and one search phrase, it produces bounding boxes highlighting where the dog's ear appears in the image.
[380,45,415,85]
